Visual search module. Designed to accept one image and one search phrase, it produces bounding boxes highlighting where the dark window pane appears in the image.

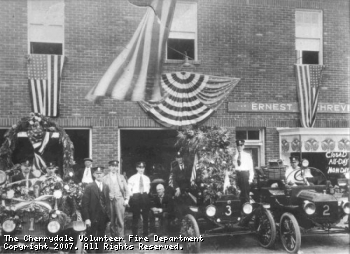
[236,131,247,140]
[65,130,90,166]
[167,38,195,60]
[302,51,319,64]
[248,130,260,140]
[30,42,63,55]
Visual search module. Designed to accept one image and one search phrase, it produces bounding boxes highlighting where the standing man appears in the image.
[149,183,173,236]
[169,151,192,217]
[233,140,254,206]
[103,160,129,238]
[128,161,151,237]
[78,158,94,184]
[82,167,110,253]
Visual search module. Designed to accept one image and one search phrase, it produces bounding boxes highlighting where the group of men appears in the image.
[80,159,173,253]
[9,139,257,253]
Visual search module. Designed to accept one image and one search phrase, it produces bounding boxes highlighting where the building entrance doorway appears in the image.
[120,129,178,179]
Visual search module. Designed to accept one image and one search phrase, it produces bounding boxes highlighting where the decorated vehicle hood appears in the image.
[296,190,337,202]
[12,199,52,211]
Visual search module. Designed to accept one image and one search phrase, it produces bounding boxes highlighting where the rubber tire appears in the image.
[280,212,301,253]
[180,214,201,253]
[255,208,277,248]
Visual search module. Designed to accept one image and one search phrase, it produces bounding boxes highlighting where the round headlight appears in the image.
[47,220,61,233]
[342,201,350,215]
[2,220,16,233]
[301,159,309,167]
[242,203,253,215]
[53,189,62,199]
[206,205,216,217]
[303,200,316,215]
[0,170,7,185]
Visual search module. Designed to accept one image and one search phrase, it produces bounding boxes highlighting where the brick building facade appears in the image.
[0,0,349,176]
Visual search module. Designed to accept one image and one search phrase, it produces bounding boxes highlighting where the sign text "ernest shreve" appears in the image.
[228,102,350,114]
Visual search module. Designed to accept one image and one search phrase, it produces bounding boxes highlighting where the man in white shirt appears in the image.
[285,156,301,185]
[233,140,254,206]
[128,161,151,237]
[79,158,94,184]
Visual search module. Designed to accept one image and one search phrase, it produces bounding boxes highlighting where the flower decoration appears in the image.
[0,112,75,175]
[175,126,237,204]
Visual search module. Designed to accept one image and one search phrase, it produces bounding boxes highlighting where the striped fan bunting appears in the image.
[139,72,240,127]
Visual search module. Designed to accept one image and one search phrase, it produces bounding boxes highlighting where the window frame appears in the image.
[295,9,323,65]
[236,128,265,167]
[27,0,65,55]
[166,0,198,61]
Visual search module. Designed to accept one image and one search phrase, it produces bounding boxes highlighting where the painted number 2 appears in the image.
[225,205,232,216]
[323,205,330,216]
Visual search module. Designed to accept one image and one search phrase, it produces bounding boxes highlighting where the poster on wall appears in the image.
[326,151,349,175]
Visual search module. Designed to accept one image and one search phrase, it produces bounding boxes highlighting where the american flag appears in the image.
[27,54,65,117]
[295,64,324,128]
[86,0,177,102]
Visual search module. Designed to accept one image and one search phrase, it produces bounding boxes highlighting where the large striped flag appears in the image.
[295,64,324,128]
[86,0,177,102]
[27,54,65,117]
[139,72,240,127]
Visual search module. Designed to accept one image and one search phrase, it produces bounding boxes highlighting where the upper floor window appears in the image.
[28,0,64,55]
[167,1,197,61]
[295,10,323,64]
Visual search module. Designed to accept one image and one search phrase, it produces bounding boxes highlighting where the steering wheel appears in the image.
[288,167,327,185]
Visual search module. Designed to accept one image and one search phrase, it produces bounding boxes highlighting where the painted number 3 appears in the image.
[225,205,232,216]
[323,205,330,216]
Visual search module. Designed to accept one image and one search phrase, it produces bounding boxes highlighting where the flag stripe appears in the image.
[295,64,323,128]
[139,72,240,127]
[86,0,177,102]
[27,54,64,117]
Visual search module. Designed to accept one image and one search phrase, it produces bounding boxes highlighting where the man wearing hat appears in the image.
[103,160,129,238]
[39,162,62,182]
[82,167,110,253]
[128,161,151,237]
[168,150,192,218]
[169,150,192,197]
[12,160,36,183]
[285,156,301,185]
[78,158,94,184]
[233,140,254,206]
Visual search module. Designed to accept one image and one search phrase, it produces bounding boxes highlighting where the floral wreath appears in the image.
[0,112,75,176]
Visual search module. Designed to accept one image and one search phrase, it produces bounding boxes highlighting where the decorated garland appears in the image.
[176,126,238,203]
[0,112,75,176]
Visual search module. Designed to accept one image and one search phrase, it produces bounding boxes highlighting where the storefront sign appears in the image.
[228,102,350,114]
[326,151,349,174]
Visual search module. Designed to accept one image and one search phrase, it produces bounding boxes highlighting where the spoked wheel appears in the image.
[180,214,201,253]
[254,208,276,248]
[280,213,301,253]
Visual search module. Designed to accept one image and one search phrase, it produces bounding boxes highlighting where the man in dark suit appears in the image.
[169,150,192,217]
[77,158,94,184]
[149,183,173,236]
[82,167,110,253]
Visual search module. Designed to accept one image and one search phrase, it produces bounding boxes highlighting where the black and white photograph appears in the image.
[0,0,349,253]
